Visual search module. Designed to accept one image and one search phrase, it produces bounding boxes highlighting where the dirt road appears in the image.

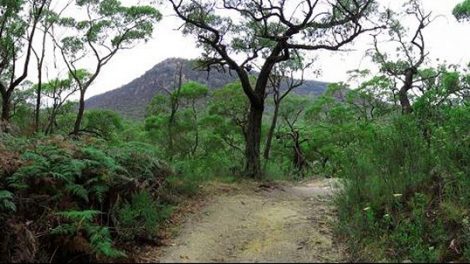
[146,178,345,263]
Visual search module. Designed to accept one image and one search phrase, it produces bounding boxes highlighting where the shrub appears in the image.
[336,107,470,262]
[51,210,126,259]
[0,136,172,262]
[115,191,173,241]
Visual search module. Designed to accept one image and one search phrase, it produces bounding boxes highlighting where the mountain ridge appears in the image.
[85,58,329,119]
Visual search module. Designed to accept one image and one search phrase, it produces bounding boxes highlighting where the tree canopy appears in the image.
[454,0,470,21]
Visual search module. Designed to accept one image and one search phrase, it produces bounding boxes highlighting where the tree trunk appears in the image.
[35,80,42,132]
[399,88,412,114]
[1,91,11,122]
[73,91,86,135]
[399,68,415,114]
[244,103,264,178]
[292,132,306,171]
[46,107,58,135]
[263,102,279,160]
[191,100,199,156]
[167,63,183,159]
[167,105,176,158]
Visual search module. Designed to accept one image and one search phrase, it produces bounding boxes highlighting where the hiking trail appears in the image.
[139,178,345,263]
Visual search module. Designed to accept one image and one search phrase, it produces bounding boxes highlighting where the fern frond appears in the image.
[55,210,101,221]
[65,183,89,202]
[0,190,16,212]
[88,227,127,258]
[90,184,109,204]
[1,199,17,212]
[0,190,13,200]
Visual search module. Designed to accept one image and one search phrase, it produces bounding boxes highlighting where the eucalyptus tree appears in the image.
[372,0,434,114]
[146,63,183,158]
[146,80,209,158]
[345,69,396,120]
[178,81,209,156]
[32,0,70,132]
[0,0,48,126]
[169,0,385,178]
[53,0,161,135]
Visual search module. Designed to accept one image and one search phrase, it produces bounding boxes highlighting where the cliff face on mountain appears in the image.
[85,58,329,119]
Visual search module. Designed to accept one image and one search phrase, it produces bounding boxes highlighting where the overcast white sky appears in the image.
[81,0,470,98]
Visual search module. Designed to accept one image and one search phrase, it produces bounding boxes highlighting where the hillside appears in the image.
[85,58,329,119]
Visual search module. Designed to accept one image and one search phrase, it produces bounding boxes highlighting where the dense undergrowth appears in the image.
[334,104,469,262]
[0,134,178,262]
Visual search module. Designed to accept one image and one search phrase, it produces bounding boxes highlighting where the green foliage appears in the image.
[115,191,172,240]
[204,81,249,163]
[0,135,173,262]
[83,110,123,140]
[145,81,209,158]
[454,0,470,21]
[55,0,161,133]
[61,1,161,52]
[179,81,209,100]
[0,190,16,213]
[108,141,165,178]
[52,210,126,258]
[335,106,470,262]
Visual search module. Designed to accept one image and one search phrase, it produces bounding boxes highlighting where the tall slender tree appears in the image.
[52,0,161,135]
[372,0,434,114]
[32,0,72,132]
[0,0,47,127]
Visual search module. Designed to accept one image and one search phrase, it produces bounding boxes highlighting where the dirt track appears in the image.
[154,178,345,263]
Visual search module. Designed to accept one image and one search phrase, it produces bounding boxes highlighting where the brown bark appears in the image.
[45,112,57,134]
[399,68,416,114]
[1,92,11,121]
[398,88,413,114]
[34,34,47,132]
[292,131,306,172]
[263,103,279,160]
[244,103,264,178]
[35,75,42,131]
[73,91,86,135]
[0,1,46,124]
[243,58,278,178]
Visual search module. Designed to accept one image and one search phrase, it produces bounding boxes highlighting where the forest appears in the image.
[0,0,469,263]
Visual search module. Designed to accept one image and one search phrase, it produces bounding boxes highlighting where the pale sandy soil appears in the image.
[137,178,345,263]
